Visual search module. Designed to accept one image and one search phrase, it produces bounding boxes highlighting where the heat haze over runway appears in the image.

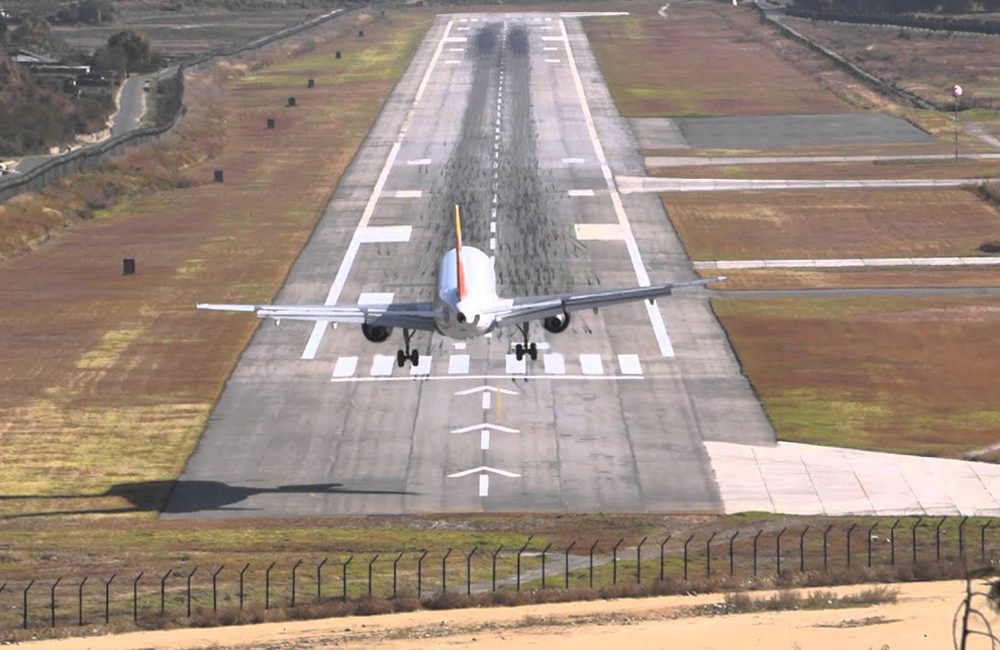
[166,12,774,518]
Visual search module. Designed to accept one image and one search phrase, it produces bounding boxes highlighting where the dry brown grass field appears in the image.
[787,17,1000,109]
[0,9,432,521]
[584,2,852,116]
[712,297,1000,457]
[663,188,1000,260]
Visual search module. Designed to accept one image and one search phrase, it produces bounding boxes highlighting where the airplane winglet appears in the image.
[454,204,467,301]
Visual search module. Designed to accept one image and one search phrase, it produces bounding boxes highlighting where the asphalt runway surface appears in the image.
[166,13,774,518]
[628,113,931,150]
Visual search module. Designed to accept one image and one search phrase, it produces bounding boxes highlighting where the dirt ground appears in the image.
[712,297,1000,456]
[18,580,984,649]
[662,187,1000,261]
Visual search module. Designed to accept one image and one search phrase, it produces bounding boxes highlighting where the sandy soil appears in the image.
[17,580,983,649]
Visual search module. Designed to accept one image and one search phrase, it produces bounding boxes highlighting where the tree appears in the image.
[11,14,56,51]
[106,28,152,71]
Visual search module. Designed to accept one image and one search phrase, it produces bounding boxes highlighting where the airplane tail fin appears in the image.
[454,204,467,300]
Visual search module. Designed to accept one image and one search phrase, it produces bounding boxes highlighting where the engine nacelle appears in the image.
[542,312,571,334]
[361,323,393,343]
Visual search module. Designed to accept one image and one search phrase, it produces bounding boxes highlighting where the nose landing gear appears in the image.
[396,328,420,367]
[514,322,538,361]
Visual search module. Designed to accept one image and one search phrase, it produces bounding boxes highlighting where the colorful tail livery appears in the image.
[198,205,726,366]
[454,204,467,301]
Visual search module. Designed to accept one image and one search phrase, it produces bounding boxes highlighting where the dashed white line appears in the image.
[358,226,412,243]
[489,237,496,251]
[544,58,562,63]
[543,46,559,51]
[393,190,423,198]
[562,157,585,164]
[482,392,491,410]
[567,189,595,197]
[407,158,432,165]
[479,475,489,497]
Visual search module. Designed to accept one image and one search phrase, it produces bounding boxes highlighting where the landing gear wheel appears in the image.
[515,323,537,362]
[396,350,406,367]
[410,349,420,366]
[528,343,538,361]
[515,344,524,361]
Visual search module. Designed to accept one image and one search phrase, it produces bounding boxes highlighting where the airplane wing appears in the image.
[196,301,443,331]
[485,277,725,325]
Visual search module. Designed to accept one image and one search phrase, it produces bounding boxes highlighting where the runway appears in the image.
[165,13,774,518]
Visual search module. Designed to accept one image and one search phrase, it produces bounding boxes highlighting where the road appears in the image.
[166,13,774,518]
[13,74,151,175]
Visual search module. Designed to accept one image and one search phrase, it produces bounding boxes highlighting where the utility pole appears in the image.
[952,84,963,161]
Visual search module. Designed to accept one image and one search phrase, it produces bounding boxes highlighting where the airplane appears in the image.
[198,205,725,367]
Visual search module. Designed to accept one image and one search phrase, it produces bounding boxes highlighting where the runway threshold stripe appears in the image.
[371,355,395,376]
[579,354,604,375]
[331,356,358,378]
[543,353,566,374]
[448,354,470,374]
[410,356,433,375]
[617,354,643,375]
[331,374,644,383]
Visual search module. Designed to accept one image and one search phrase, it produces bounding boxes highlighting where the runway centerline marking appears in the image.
[301,18,454,359]
[558,17,675,358]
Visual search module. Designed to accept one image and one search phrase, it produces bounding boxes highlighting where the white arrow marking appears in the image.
[454,385,518,396]
[447,466,521,479]
[450,423,520,434]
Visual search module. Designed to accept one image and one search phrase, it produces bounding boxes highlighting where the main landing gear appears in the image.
[514,322,538,361]
[396,328,419,367]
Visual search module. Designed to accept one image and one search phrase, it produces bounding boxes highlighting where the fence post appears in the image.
[912,517,924,565]
[491,546,503,592]
[564,541,576,589]
[683,534,695,581]
[50,577,62,628]
[822,524,834,571]
[729,531,739,578]
[705,532,717,579]
[239,564,250,610]
[317,558,328,602]
[659,535,671,582]
[612,538,624,585]
[392,553,403,599]
[845,523,857,569]
[467,546,479,595]
[867,523,878,568]
[516,537,533,592]
[753,530,763,577]
[799,526,810,573]
[341,556,353,602]
[589,540,599,589]
[103,574,115,625]
[417,550,428,599]
[23,580,34,629]
[186,567,198,618]
[132,573,142,623]
[367,555,379,598]
[636,536,647,584]
[264,561,276,610]
[211,566,223,612]
[981,521,992,564]
[289,559,301,607]
[958,516,969,559]
[442,548,453,594]
[540,543,552,589]
[776,528,787,577]
[935,517,946,562]
[890,519,900,566]
[160,569,172,616]
[78,576,87,626]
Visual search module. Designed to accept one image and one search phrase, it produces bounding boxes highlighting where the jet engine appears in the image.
[542,313,571,334]
[362,323,393,342]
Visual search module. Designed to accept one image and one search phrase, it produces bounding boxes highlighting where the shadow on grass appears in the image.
[0,480,417,518]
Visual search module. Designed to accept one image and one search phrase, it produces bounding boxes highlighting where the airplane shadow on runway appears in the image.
[0,480,417,519]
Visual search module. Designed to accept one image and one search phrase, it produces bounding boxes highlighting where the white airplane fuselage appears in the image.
[433,246,501,339]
